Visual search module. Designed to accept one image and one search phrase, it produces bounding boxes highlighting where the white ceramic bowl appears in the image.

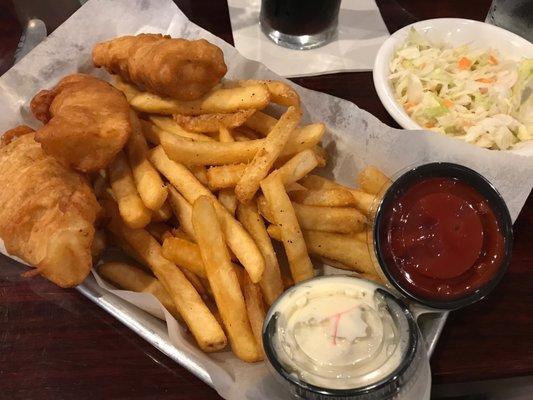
[373,18,533,131]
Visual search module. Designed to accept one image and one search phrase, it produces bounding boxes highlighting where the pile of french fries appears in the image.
[97,76,392,363]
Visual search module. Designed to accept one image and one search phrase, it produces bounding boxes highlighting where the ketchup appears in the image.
[379,177,505,302]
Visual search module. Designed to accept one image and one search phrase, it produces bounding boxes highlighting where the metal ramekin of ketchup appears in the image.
[373,162,513,309]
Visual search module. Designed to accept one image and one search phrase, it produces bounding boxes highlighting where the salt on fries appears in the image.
[261,174,314,283]
[174,109,255,133]
[108,151,151,229]
[148,146,265,283]
[106,200,227,352]
[99,261,180,320]
[127,112,168,211]
[101,75,392,363]
[235,106,300,203]
[130,85,270,115]
[149,115,215,142]
[193,196,263,362]
[267,225,375,275]
[159,123,324,166]
[237,201,283,306]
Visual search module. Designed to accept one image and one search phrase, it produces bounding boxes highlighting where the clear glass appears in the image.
[259,0,341,50]
[485,0,532,41]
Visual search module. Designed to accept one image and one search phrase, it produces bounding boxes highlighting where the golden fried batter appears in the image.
[31,74,131,173]
[92,34,227,101]
[0,127,100,287]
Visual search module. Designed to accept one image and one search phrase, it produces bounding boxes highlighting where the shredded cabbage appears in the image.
[390,28,533,150]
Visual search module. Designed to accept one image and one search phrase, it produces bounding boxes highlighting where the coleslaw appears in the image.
[390,28,533,150]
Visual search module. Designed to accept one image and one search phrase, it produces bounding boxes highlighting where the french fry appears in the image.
[145,222,172,243]
[99,261,180,320]
[244,110,277,136]
[218,188,238,215]
[315,256,355,272]
[299,174,346,190]
[108,151,151,229]
[218,126,235,142]
[149,146,265,282]
[285,182,307,193]
[357,165,392,195]
[207,164,246,190]
[282,123,325,155]
[127,112,168,211]
[232,131,251,141]
[348,189,377,216]
[257,195,366,233]
[192,196,262,362]
[159,124,324,166]
[311,145,328,167]
[130,85,270,116]
[162,236,207,279]
[267,225,375,275]
[172,227,193,241]
[352,230,370,243]
[149,116,215,142]
[289,188,357,207]
[236,106,300,203]
[167,186,196,240]
[161,131,257,165]
[237,201,283,306]
[292,203,366,234]
[188,165,209,186]
[233,80,300,107]
[300,175,378,215]
[260,174,314,283]
[151,200,173,222]
[140,119,162,145]
[91,229,106,262]
[106,208,226,352]
[178,265,207,296]
[108,231,146,267]
[112,76,141,101]
[233,126,260,140]
[272,149,319,185]
[243,273,266,353]
[174,110,255,133]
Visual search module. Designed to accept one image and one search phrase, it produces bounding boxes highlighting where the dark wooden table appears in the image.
[1,0,532,399]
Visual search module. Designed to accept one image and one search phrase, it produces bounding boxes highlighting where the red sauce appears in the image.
[380,177,505,301]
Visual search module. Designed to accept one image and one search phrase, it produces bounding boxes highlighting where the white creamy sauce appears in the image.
[271,278,406,390]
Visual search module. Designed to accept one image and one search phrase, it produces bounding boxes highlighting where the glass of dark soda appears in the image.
[260,0,341,50]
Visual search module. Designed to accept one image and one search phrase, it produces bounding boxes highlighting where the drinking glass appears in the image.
[485,0,532,41]
[259,0,341,50]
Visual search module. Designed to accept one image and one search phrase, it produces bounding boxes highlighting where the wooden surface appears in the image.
[1,0,532,398]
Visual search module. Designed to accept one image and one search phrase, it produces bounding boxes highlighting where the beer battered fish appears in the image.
[92,34,227,101]
[31,74,131,173]
[0,127,100,287]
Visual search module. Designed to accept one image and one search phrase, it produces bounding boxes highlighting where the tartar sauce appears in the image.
[266,277,407,390]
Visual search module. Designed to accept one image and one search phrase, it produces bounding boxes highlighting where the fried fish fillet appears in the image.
[30,74,131,173]
[0,127,100,287]
[92,34,227,101]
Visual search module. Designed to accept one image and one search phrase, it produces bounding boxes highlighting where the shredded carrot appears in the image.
[476,77,495,84]
[404,101,416,112]
[488,54,499,65]
[458,57,472,70]
[479,87,488,94]
[425,122,435,128]
[443,99,454,108]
